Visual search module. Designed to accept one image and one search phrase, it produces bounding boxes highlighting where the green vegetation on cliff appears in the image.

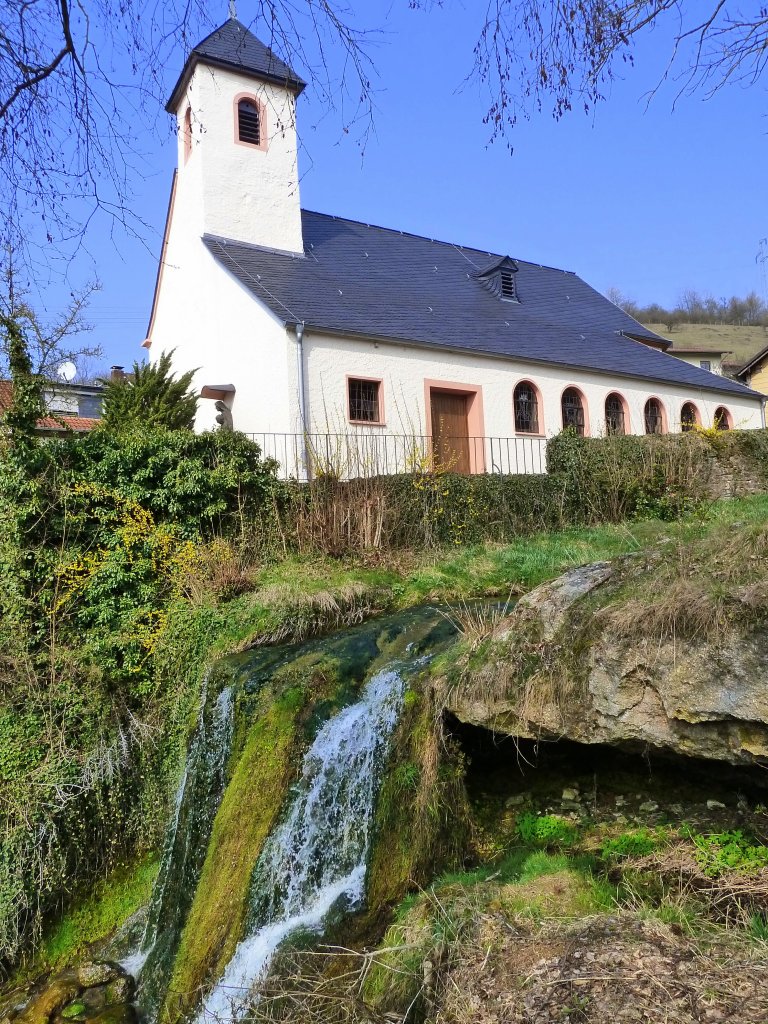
[2,323,768,980]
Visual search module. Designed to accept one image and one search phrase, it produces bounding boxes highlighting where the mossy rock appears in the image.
[60,1003,86,1020]
[14,972,80,1024]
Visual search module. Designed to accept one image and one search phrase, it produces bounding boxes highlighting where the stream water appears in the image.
[195,663,407,1023]
[130,607,456,1023]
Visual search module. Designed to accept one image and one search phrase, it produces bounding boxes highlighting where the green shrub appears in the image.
[99,352,197,432]
[58,428,282,539]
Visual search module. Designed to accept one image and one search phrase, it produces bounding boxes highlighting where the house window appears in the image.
[699,360,712,371]
[644,397,665,434]
[680,402,698,432]
[714,406,732,430]
[237,99,261,145]
[348,377,382,423]
[561,387,586,435]
[513,381,539,434]
[604,393,626,435]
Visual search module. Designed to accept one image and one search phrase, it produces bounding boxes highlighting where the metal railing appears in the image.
[245,432,547,480]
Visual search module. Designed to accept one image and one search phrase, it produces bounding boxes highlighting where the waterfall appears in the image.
[127,681,234,998]
[193,664,407,1024]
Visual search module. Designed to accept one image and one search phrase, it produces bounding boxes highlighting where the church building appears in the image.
[145,18,765,477]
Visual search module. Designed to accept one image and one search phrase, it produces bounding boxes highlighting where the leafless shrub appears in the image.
[181,538,261,605]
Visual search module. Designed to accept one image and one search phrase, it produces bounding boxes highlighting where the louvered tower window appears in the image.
[500,269,517,300]
[238,99,261,145]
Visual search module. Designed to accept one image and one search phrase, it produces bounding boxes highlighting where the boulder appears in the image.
[7,963,135,1024]
[449,556,768,766]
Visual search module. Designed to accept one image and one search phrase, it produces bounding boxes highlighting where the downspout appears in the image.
[295,321,310,479]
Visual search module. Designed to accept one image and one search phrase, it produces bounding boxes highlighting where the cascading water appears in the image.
[131,607,458,1023]
[129,679,234,1009]
[193,664,408,1023]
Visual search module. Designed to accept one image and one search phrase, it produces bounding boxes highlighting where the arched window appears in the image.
[714,406,732,430]
[605,393,626,435]
[513,381,540,434]
[561,387,586,435]
[183,106,192,162]
[680,402,698,432]
[237,99,261,145]
[644,397,665,435]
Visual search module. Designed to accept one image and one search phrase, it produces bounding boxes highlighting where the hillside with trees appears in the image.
[606,288,768,367]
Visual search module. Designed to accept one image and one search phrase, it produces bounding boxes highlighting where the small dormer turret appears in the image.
[167,18,306,254]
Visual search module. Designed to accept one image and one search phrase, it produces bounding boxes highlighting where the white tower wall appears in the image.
[173,64,303,253]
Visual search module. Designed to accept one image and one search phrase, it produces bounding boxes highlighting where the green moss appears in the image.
[160,688,308,1024]
[366,682,470,920]
[41,855,159,971]
[60,1003,86,1019]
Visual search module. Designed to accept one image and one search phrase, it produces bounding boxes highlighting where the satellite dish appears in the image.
[57,361,77,383]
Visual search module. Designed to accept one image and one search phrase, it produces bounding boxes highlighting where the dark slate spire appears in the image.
[166,19,306,112]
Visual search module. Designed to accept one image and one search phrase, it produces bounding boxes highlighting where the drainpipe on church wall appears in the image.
[295,321,310,480]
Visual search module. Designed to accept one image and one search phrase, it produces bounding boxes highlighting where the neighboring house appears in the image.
[736,345,768,396]
[0,379,103,435]
[668,347,730,377]
[145,17,766,477]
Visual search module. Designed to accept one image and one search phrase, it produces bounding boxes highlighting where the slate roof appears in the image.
[204,212,761,401]
[166,19,306,112]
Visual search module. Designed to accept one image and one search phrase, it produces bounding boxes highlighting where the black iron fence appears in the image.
[245,432,548,480]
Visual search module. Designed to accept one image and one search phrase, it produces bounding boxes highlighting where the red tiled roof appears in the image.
[0,380,100,433]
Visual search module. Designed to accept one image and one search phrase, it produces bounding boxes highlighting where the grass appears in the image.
[364,848,613,1013]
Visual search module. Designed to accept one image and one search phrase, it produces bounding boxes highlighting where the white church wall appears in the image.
[301,330,763,447]
[148,229,294,435]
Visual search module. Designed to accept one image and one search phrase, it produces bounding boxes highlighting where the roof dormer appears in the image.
[475,256,520,302]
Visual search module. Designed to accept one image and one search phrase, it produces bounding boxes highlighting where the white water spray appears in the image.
[194,666,406,1023]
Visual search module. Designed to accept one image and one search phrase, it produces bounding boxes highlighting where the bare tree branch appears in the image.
[0,1,377,271]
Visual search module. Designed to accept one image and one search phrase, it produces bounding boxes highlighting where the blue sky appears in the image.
[28,2,768,372]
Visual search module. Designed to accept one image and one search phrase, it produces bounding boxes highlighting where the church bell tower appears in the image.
[165,17,306,254]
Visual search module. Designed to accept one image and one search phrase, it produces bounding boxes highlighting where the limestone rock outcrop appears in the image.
[449,557,768,765]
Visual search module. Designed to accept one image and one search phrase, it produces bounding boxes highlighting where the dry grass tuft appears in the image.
[601,577,730,642]
[439,596,514,652]
[240,581,386,649]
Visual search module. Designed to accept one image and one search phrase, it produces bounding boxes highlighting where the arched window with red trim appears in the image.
[561,387,586,435]
[513,381,540,434]
[605,393,626,435]
[714,406,732,430]
[644,397,665,435]
[680,402,698,432]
